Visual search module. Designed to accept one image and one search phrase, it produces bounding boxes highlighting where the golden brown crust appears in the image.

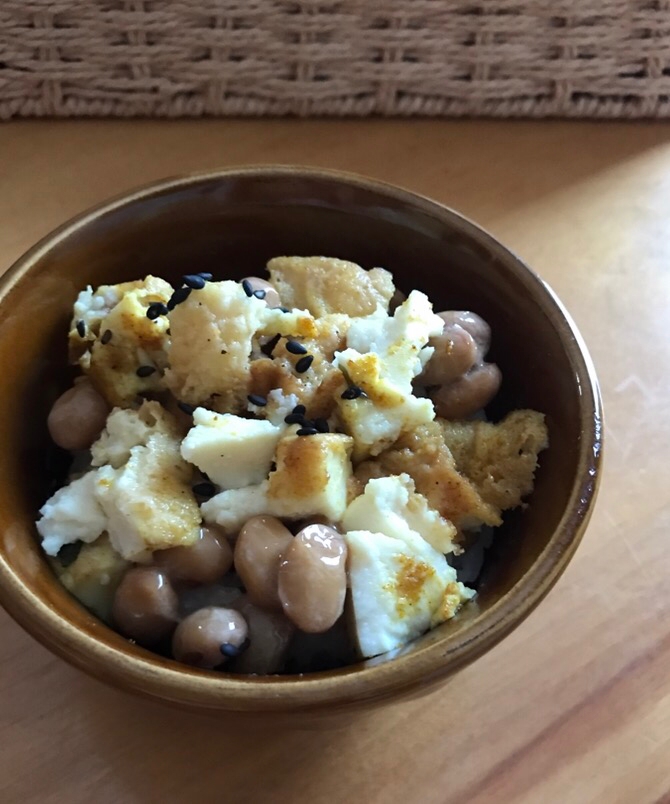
[71,277,172,407]
[354,421,501,532]
[249,357,300,399]
[432,581,471,624]
[166,281,263,413]
[267,256,395,318]
[267,434,351,503]
[390,555,436,618]
[438,410,549,512]
[249,339,346,420]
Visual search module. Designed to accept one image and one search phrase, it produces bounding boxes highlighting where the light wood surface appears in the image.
[1,119,669,804]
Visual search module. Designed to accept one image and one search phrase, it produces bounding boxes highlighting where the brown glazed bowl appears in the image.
[0,167,602,715]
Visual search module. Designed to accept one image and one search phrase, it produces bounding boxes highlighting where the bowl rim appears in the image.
[0,165,603,712]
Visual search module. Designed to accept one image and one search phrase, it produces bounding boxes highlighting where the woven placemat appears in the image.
[2,1,670,120]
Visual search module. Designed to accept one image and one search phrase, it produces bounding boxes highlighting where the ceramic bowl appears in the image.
[0,167,602,714]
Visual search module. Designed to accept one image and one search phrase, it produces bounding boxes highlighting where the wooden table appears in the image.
[1,119,668,804]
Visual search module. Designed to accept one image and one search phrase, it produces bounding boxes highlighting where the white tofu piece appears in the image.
[341,474,456,554]
[37,471,107,556]
[181,409,283,490]
[338,394,436,460]
[342,474,472,658]
[95,433,200,560]
[201,481,272,534]
[345,527,458,658]
[334,291,444,458]
[263,389,299,427]
[342,290,443,391]
[91,401,179,469]
[202,433,354,533]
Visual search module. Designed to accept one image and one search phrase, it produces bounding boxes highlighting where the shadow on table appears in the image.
[353,119,670,233]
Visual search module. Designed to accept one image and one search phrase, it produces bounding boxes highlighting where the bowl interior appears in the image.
[0,169,599,710]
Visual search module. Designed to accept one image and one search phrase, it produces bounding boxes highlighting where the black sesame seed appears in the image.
[292,404,306,416]
[168,286,192,310]
[247,393,267,407]
[241,279,253,297]
[284,412,305,425]
[253,289,267,300]
[295,355,314,374]
[101,329,113,345]
[341,385,363,400]
[136,365,156,378]
[314,418,330,433]
[279,307,291,313]
[177,401,196,415]
[192,481,216,498]
[297,426,318,436]
[183,274,206,290]
[286,339,308,355]
[197,272,213,281]
[260,333,280,357]
[76,320,86,338]
[146,302,168,320]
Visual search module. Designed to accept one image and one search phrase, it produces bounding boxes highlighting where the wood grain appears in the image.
[1,119,669,804]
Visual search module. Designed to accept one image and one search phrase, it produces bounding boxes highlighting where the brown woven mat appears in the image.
[2,1,670,120]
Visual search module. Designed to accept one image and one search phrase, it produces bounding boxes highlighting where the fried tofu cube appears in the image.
[342,290,443,390]
[345,526,462,659]
[334,291,444,459]
[181,409,283,489]
[343,476,473,658]
[95,433,200,560]
[166,280,268,413]
[70,276,173,406]
[438,410,549,512]
[341,474,457,554]
[338,395,436,462]
[201,433,354,533]
[267,432,353,521]
[354,421,501,533]
[267,256,395,318]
